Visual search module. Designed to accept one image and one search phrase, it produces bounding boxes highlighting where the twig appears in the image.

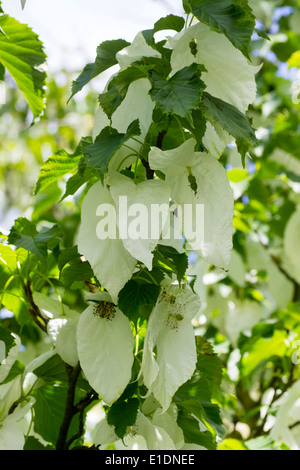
[55,364,82,450]
[56,367,98,450]
[23,280,49,333]
[141,130,167,180]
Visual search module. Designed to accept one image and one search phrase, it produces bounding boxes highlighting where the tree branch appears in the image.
[23,280,49,333]
[141,130,167,180]
[55,363,82,450]
[56,365,98,450]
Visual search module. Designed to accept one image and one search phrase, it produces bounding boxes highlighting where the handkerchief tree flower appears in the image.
[5,0,298,452]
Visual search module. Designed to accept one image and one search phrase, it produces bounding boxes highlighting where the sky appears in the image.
[2,0,184,72]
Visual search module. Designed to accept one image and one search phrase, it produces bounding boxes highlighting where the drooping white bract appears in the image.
[122,410,175,450]
[270,380,300,450]
[0,396,34,451]
[77,181,137,303]
[32,291,65,318]
[283,206,300,285]
[149,138,234,269]
[116,31,161,70]
[76,292,134,405]
[92,409,175,450]
[166,22,260,112]
[245,235,294,310]
[202,122,233,160]
[224,299,268,347]
[33,292,80,367]
[152,404,185,449]
[140,279,200,411]
[0,376,22,421]
[47,315,80,367]
[107,171,171,270]
[165,22,261,158]
[93,79,155,172]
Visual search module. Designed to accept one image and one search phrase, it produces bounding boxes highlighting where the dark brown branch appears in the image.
[55,364,82,450]
[65,408,85,449]
[23,280,49,333]
[56,367,98,450]
[65,390,98,449]
[141,130,167,180]
[141,158,154,180]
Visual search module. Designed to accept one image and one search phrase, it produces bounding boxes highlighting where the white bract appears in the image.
[149,138,234,269]
[271,381,300,450]
[77,293,134,405]
[224,299,268,347]
[283,206,300,285]
[93,409,175,450]
[107,171,171,270]
[77,181,137,302]
[140,279,200,411]
[245,235,294,310]
[0,395,34,450]
[0,376,22,421]
[116,31,161,70]
[93,78,155,172]
[165,21,260,158]
[92,402,207,450]
[33,292,80,367]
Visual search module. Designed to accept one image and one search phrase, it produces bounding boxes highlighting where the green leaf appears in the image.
[0,325,16,363]
[98,56,169,119]
[195,336,223,393]
[202,92,258,165]
[118,279,160,324]
[57,246,81,271]
[2,359,25,383]
[98,63,150,119]
[8,218,62,258]
[156,245,188,283]
[177,409,217,449]
[219,438,248,450]
[175,372,225,439]
[175,372,212,402]
[24,436,54,450]
[0,245,31,325]
[178,108,207,148]
[20,0,26,9]
[84,119,141,175]
[0,15,47,118]
[245,436,282,450]
[182,0,192,13]
[69,39,130,100]
[142,14,185,46]
[33,354,69,383]
[35,137,92,195]
[149,63,205,124]
[35,150,81,195]
[107,397,139,439]
[255,28,270,41]
[145,107,189,150]
[61,159,96,200]
[188,0,255,59]
[60,258,94,289]
[241,329,288,378]
[154,14,185,34]
[31,382,81,444]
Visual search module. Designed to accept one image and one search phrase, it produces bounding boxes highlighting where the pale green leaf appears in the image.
[0,15,47,118]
